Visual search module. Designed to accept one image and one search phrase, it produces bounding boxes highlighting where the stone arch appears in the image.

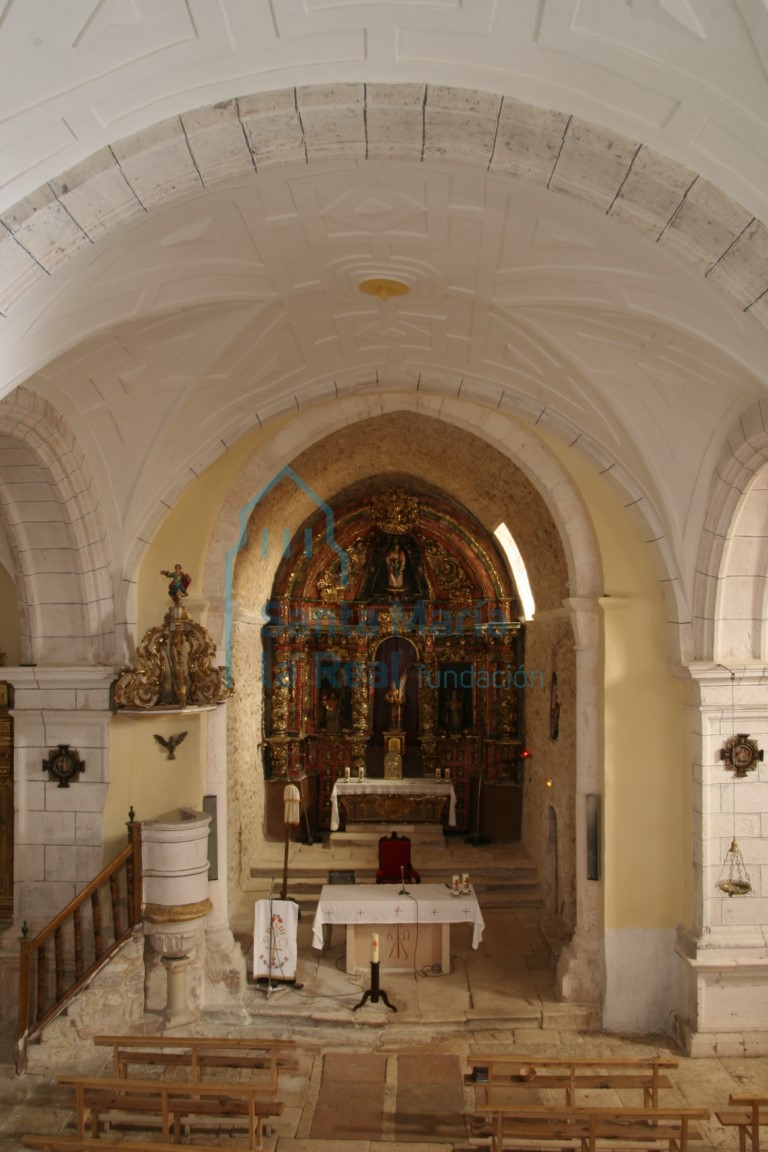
[201,395,602,651]
[206,400,605,1008]
[680,396,768,1051]
[693,398,768,662]
[0,388,114,665]
[4,87,751,662]
[1,87,765,337]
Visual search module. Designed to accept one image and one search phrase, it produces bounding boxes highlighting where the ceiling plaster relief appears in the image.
[0,1,767,671]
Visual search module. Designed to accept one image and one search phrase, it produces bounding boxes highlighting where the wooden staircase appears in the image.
[250,824,543,916]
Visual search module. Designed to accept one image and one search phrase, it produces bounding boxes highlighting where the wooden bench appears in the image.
[23,1139,232,1152]
[467,1055,679,1109]
[717,1094,768,1152]
[57,1074,284,1150]
[92,1033,297,1091]
[476,1105,710,1152]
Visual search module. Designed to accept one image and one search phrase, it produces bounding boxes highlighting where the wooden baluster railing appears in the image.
[17,817,142,1073]
[74,906,83,982]
[54,924,64,1000]
[110,871,122,940]
[35,941,46,1021]
[91,889,103,957]
[126,817,142,926]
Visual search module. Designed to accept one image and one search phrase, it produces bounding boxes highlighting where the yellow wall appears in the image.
[542,440,691,931]
[138,419,290,633]
[118,407,691,932]
[0,563,21,666]
[103,713,205,863]
[104,420,290,857]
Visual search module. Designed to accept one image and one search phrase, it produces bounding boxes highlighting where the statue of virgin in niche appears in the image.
[385,539,406,590]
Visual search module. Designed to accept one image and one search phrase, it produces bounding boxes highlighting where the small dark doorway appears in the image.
[546,805,559,915]
[0,682,14,921]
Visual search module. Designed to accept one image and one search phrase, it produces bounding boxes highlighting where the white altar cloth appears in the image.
[330,778,457,831]
[311,882,484,952]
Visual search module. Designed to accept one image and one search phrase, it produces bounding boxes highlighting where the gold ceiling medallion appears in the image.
[370,489,419,534]
[359,277,410,302]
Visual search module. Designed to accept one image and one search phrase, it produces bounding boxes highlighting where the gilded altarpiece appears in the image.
[262,489,525,835]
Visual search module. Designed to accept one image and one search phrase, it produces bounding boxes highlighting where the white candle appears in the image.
[358,766,364,781]
[435,768,441,780]
[462,873,470,892]
[371,932,379,963]
[452,874,460,895]
[344,766,350,781]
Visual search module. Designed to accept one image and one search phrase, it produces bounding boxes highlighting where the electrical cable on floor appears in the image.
[288,985,365,1002]
[418,954,456,977]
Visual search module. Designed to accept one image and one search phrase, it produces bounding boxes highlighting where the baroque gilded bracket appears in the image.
[112,605,234,710]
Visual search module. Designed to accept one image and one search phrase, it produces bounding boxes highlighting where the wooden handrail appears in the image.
[17,819,142,1074]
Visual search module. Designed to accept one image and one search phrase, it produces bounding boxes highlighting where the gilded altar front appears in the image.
[262,487,526,835]
[331,779,455,831]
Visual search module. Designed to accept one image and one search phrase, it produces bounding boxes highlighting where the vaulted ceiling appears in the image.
[1,1,767,608]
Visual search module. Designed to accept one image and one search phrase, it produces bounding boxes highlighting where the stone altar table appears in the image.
[311,882,484,973]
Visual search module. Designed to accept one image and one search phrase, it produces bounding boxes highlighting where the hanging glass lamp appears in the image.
[715,672,753,897]
[716,838,752,897]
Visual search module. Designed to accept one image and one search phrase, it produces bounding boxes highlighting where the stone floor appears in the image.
[2,903,767,1152]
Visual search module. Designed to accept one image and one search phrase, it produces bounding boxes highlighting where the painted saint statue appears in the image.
[161,564,191,605]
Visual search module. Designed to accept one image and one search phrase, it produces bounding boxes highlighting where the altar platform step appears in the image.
[250,833,543,914]
[329,821,448,850]
[248,872,543,915]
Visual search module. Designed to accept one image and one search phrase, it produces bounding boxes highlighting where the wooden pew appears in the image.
[467,1054,679,1109]
[717,1094,768,1152]
[57,1074,284,1150]
[92,1033,297,1090]
[24,1139,229,1152]
[478,1105,710,1152]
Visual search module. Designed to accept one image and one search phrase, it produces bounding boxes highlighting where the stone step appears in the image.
[250,856,544,913]
[330,822,449,849]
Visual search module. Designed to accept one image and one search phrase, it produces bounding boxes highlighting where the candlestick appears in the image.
[371,932,379,963]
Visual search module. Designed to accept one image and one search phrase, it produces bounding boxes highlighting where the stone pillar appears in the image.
[202,701,248,1010]
[556,598,604,1008]
[8,666,116,933]
[674,664,768,1055]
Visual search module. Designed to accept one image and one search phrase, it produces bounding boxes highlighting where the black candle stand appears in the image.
[352,959,397,1012]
